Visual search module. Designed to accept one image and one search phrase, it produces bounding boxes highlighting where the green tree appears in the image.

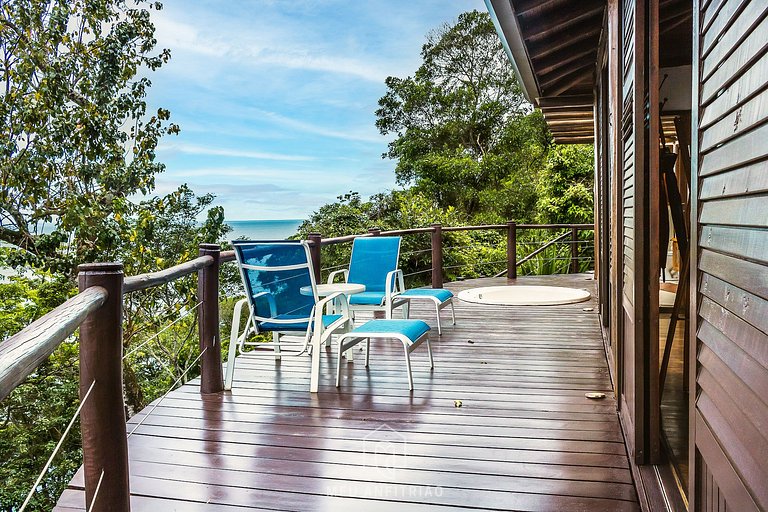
[0,185,230,511]
[0,0,179,274]
[375,10,546,217]
[536,144,595,224]
[0,3,233,509]
[120,185,230,413]
[0,263,78,511]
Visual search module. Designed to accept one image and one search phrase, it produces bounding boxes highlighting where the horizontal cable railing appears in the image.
[307,222,594,287]
[0,221,593,510]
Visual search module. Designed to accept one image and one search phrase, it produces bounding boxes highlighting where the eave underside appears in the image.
[491,0,692,144]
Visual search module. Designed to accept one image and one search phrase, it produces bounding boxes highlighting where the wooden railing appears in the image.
[0,244,229,511]
[0,222,591,511]
[309,222,593,285]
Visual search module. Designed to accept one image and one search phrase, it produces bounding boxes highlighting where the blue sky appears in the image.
[146,0,486,220]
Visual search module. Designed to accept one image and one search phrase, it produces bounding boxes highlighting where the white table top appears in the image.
[300,283,365,296]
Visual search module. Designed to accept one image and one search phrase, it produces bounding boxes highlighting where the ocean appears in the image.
[225,219,304,241]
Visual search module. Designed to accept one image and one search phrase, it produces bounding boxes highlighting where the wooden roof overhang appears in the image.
[486,0,606,144]
[486,0,692,144]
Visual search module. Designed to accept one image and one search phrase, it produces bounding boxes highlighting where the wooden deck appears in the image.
[56,274,639,511]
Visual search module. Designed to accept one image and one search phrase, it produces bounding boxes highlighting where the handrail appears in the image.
[0,220,594,509]
[0,286,108,401]
[319,233,372,245]
[441,223,592,232]
[493,231,572,278]
[516,231,572,266]
[380,227,435,236]
[317,223,592,244]
[304,221,594,287]
[123,255,214,294]
[221,249,236,263]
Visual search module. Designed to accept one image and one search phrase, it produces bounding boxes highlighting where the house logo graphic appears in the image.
[362,423,408,474]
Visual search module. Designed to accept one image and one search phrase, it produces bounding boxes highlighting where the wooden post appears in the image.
[198,244,223,394]
[570,227,579,273]
[308,233,322,283]
[431,224,443,289]
[77,263,130,512]
[507,221,517,279]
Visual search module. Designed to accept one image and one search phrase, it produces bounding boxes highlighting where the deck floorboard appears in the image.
[56,274,639,511]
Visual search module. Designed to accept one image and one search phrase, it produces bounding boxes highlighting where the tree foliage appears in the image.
[375,10,549,218]
[0,2,233,510]
[536,144,595,224]
[0,0,179,274]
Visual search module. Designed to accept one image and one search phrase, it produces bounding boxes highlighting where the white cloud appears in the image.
[153,15,389,82]
[157,143,315,161]
[249,108,383,143]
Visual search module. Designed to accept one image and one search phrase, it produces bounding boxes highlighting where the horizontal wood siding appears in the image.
[694,0,768,510]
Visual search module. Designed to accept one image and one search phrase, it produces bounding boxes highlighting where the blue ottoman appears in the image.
[399,288,456,335]
[336,319,433,390]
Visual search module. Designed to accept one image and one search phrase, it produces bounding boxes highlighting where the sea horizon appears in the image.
[225,219,304,240]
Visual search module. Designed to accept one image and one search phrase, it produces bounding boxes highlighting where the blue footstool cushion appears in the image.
[399,288,453,303]
[350,319,431,342]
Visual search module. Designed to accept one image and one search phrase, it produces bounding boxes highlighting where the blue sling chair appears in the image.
[327,236,409,320]
[224,240,350,393]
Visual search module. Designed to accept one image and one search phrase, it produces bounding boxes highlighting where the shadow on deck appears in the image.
[56,274,639,511]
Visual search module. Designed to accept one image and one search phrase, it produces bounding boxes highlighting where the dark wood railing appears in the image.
[310,222,593,288]
[0,245,229,511]
[0,221,592,511]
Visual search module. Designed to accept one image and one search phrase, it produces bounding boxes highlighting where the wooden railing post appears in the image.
[570,227,579,273]
[77,263,130,512]
[308,233,322,283]
[507,221,517,279]
[198,244,223,394]
[431,224,443,288]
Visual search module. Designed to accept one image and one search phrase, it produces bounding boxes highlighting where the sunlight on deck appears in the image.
[56,274,638,512]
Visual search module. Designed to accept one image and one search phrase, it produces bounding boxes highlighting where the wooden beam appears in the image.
[554,137,595,144]
[540,60,597,91]
[521,3,604,43]
[550,129,597,137]
[513,0,566,17]
[543,66,596,97]
[546,118,596,126]
[0,287,107,401]
[532,39,598,76]
[525,19,602,48]
[541,110,595,119]
[537,94,594,108]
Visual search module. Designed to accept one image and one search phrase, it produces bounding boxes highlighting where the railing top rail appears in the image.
[221,250,236,263]
[0,286,108,401]
[516,223,593,230]
[123,255,214,294]
[319,233,372,246]
[316,223,593,243]
[380,227,436,236]
[442,224,506,231]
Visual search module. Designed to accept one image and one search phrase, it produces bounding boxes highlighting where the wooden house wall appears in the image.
[691,0,768,510]
[618,0,658,465]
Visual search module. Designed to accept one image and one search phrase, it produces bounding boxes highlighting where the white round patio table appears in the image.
[300,283,365,360]
[301,283,365,297]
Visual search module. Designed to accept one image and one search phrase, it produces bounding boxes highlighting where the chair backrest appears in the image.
[347,236,401,292]
[232,240,318,327]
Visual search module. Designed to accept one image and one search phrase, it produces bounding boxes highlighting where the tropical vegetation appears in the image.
[0,4,593,510]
